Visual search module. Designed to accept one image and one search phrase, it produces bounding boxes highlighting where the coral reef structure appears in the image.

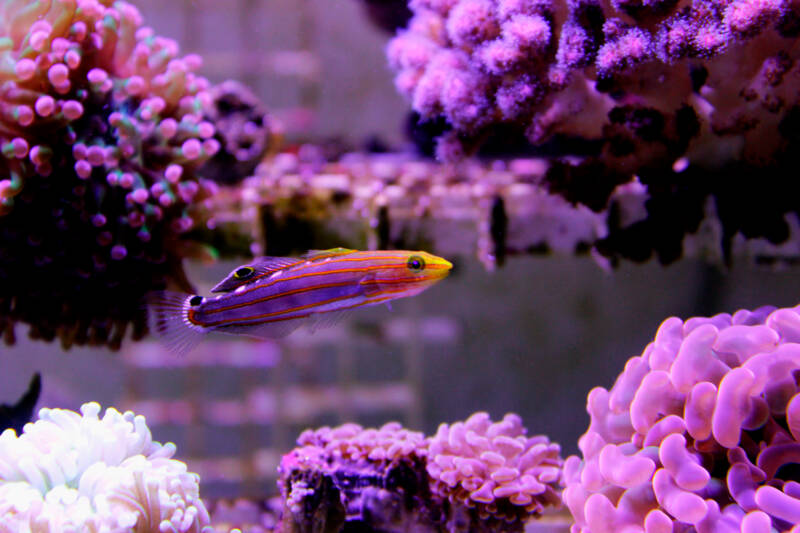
[389,0,800,166]
[0,402,210,531]
[200,80,276,186]
[388,0,800,264]
[563,303,800,532]
[0,0,222,349]
[357,0,414,33]
[0,373,40,435]
[428,412,563,527]
[277,413,563,532]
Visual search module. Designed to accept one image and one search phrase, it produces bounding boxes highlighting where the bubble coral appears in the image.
[0,0,220,349]
[427,412,564,527]
[563,303,800,532]
[0,401,211,532]
[278,413,563,532]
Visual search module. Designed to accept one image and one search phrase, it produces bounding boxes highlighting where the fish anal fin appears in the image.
[303,248,356,261]
[217,319,304,339]
[307,309,353,333]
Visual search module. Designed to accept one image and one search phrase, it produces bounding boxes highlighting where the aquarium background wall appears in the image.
[3,0,800,509]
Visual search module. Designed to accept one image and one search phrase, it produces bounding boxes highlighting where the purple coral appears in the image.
[278,422,431,532]
[563,303,800,532]
[389,0,798,160]
[0,0,223,348]
[278,413,563,532]
[427,412,563,525]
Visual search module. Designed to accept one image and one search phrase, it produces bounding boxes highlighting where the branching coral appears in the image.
[0,0,222,349]
[389,0,800,264]
[278,413,563,532]
[389,0,800,164]
[0,402,211,532]
[563,303,800,532]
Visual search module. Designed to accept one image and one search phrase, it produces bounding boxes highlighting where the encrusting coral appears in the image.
[277,413,563,532]
[0,0,230,349]
[563,303,800,532]
[0,402,211,532]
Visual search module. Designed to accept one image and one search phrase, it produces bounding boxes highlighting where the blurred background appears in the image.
[3,0,800,502]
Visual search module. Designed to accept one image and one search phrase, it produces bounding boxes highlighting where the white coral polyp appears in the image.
[0,402,211,532]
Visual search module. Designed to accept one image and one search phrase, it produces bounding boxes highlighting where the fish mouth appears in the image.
[425,257,453,278]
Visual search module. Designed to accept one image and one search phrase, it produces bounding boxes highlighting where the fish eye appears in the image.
[234,266,255,280]
[189,295,203,306]
[407,255,425,272]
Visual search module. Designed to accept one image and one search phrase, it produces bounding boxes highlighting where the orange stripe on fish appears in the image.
[147,249,453,357]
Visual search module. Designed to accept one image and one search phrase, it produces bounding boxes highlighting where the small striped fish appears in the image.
[148,248,453,356]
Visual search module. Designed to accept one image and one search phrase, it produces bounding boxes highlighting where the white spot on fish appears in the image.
[235,285,246,293]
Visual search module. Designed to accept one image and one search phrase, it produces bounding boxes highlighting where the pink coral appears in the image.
[388,0,800,170]
[563,304,800,532]
[427,412,563,524]
[279,413,563,531]
[296,421,428,463]
[0,0,223,348]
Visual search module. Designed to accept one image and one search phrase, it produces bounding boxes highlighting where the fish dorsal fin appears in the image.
[211,256,302,293]
[302,248,356,261]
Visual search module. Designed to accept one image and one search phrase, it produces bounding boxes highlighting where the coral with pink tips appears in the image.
[389,0,800,163]
[0,0,232,348]
[563,303,800,532]
[389,0,800,265]
[278,413,564,532]
[427,412,563,525]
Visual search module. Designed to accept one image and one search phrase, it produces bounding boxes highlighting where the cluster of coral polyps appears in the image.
[0,402,211,532]
[389,0,800,165]
[277,414,563,532]
[0,0,223,349]
[564,304,800,532]
[388,0,800,263]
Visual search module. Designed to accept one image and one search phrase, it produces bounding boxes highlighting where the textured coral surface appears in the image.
[0,0,220,349]
[390,0,800,166]
[278,414,563,532]
[0,402,210,532]
[389,0,800,264]
[564,303,800,532]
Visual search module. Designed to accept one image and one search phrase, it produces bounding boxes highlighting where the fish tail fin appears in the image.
[146,291,206,357]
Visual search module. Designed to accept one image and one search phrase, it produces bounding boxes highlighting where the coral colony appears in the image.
[388,0,800,264]
[388,0,799,166]
[0,402,210,532]
[564,304,800,533]
[0,0,222,349]
[277,413,563,532]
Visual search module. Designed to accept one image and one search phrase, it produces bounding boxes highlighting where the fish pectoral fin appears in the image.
[307,309,352,333]
[359,273,384,296]
[302,248,356,261]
